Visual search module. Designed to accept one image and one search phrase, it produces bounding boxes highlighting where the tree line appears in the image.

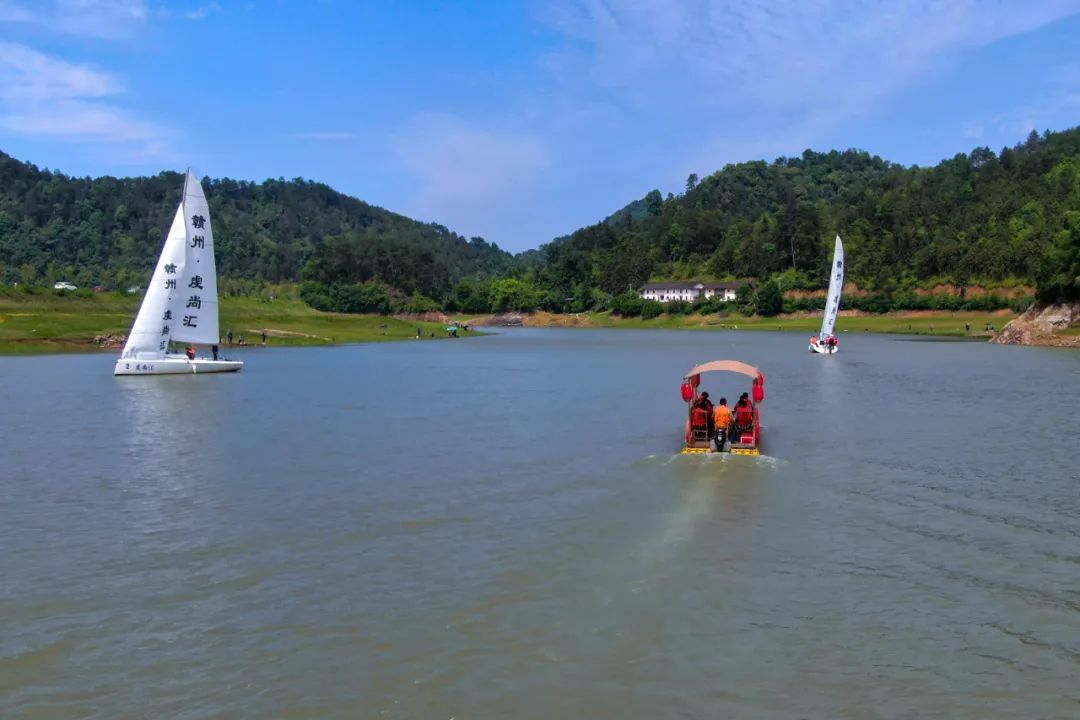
[499,126,1079,313]
[2,125,1078,315]
[0,152,511,305]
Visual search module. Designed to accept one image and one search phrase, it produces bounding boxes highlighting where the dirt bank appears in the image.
[783,283,1033,300]
[393,311,450,324]
[990,303,1080,347]
[468,312,599,327]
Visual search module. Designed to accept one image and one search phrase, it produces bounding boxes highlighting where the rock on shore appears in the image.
[483,313,525,326]
[93,333,127,348]
[991,303,1080,347]
[467,312,596,327]
[393,311,449,324]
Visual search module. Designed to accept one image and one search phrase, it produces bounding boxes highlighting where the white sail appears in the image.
[171,170,220,345]
[820,234,844,339]
[119,206,187,360]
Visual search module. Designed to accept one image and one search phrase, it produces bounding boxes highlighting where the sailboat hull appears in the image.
[808,339,838,354]
[114,356,243,375]
[115,172,240,377]
[809,234,845,356]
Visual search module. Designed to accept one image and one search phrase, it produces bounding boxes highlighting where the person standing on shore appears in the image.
[226,328,233,345]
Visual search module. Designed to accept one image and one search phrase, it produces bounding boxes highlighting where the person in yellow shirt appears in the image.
[712,397,732,452]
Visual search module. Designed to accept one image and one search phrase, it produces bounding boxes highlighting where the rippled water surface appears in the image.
[2,329,1079,719]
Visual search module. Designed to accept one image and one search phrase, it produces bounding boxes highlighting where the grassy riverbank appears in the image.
[0,290,460,354]
[0,288,1020,355]
[465,310,1017,337]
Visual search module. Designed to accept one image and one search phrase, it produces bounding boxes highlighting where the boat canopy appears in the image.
[684,360,760,380]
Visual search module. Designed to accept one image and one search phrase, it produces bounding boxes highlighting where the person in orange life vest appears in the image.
[185,345,196,360]
[712,398,732,451]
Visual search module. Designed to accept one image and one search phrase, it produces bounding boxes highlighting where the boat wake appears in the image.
[632,449,782,569]
[642,451,784,467]
[635,471,718,568]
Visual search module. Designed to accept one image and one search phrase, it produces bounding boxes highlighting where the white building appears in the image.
[639,281,748,303]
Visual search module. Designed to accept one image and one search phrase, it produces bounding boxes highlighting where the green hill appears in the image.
[4,125,1079,315]
[0,152,512,301]
[520,126,1080,309]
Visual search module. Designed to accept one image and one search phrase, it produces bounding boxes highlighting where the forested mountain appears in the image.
[3,125,1078,315]
[520,126,1080,308]
[0,151,511,300]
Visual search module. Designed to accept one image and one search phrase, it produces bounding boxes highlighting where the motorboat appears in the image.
[681,360,765,455]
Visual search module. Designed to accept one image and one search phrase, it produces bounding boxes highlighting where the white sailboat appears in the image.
[114,171,242,375]
[809,234,844,355]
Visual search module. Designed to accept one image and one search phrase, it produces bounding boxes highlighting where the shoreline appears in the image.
[459,310,1017,339]
[6,293,1075,353]
[0,292,476,356]
[0,331,478,356]
[0,326,480,356]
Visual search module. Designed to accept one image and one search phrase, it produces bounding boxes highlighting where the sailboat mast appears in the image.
[181,168,191,351]
[181,168,191,215]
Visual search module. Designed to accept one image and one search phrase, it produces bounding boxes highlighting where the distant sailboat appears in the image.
[809,234,844,355]
[114,171,242,375]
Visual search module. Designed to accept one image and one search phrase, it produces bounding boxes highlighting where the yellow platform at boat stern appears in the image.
[730,447,760,456]
[681,446,760,456]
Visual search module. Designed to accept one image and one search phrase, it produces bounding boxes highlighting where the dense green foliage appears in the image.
[753,282,783,317]
[298,279,443,316]
[509,126,1080,311]
[3,126,1079,317]
[1035,211,1080,303]
[0,151,511,300]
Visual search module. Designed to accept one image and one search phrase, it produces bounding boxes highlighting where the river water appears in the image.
[2,329,1079,719]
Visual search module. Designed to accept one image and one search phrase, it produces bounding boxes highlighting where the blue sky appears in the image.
[1,1,1079,253]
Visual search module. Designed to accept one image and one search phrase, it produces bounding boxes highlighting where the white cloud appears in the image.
[0,1,34,22]
[294,131,358,141]
[539,0,1080,165]
[0,0,149,39]
[0,41,119,101]
[0,99,162,141]
[561,1,1077,103]
[0,2,221,163]
[0,41,170,153]
[395,113,549,201]
[961,124,984,140]
[969,61,1080,145]
[184,2,221,20]
[392,113,550,237]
